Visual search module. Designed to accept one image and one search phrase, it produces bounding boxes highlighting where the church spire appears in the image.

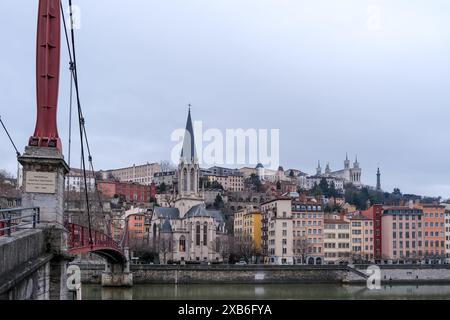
[325,162,331,174]
[344,153,350,169]
[180,106,197,164]
[354,155,360,168]
[316,160,322,175]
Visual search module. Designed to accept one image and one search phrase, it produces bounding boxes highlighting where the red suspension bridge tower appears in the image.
[29,0,63,151]
[17,0,131,288]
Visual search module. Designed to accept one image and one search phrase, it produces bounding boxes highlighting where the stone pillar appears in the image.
[18,146,69,227]
[101,248,133,287]
[18,146,71,300]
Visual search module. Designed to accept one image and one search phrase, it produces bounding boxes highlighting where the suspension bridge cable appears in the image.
[61,0,106,232]
[0,116,21,157]
[61,0,93,246]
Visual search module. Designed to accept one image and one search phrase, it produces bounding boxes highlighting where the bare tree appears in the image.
[211,235,232,263]
[160,160,176,173]
[233,235,257,263]
[293,236,312,264]
[158,234,173,264]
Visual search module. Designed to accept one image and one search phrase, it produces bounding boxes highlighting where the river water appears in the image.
[81,283,450,300]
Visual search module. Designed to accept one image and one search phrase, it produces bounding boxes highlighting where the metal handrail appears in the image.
[0,207,40,237]
[0,207,40,214]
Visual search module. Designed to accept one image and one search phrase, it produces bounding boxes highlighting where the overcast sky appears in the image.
[1,0,450,198]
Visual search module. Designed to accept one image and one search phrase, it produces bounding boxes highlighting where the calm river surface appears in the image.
[82,284,450,300]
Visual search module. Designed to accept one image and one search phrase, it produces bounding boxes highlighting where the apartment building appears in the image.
[323,217,351,264]
[346,213,374,262]
[98,180,155,203]
[100,162,161,185]
[381,207,424,260]
[205,174,244,192]
[153,171,176,187]
[261,198,294,264]
[419,204,446,258]
[445,207,450,258]
[233,207,262,252]
[291,201,324,264]
[361,204,383,260]
[65,168,96,192]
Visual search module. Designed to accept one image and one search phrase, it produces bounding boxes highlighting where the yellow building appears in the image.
[234,207,262,252]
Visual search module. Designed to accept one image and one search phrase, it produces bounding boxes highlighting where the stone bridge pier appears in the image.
[101,248,133,287]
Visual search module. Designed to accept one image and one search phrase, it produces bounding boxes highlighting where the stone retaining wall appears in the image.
[77,264,450,285]
[0,229,51,299]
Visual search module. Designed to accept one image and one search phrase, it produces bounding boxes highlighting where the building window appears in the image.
[196,223,201,246]
[179,236,186,252]
[203,222,208,246]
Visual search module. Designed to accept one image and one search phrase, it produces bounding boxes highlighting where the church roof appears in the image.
[180,108,197,164]
[161,217,173,233]
[185,204,224,222]
[154,207,180,219]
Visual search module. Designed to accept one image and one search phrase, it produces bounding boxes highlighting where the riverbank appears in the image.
[81,283,450,300]
[75,264,450,285]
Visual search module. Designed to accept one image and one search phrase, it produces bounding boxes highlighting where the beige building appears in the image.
[292,201,324,265]
[345,213,374,262]
[238,167,257,179]
[261,198,294,265]
[323,217,351,264]
[206,174,244,192]
[101,162,161,185]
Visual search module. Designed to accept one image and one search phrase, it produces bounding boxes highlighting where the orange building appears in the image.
[419,204,446,258]
[127,213,147,239]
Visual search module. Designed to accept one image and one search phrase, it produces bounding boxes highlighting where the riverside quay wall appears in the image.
[78,264,351,284]
[0,229,51,300]
[76,264,450,285]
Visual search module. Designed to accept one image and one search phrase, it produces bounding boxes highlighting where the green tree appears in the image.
[214,194,225,210]
[157,182,167,194]
[319,178,329,195]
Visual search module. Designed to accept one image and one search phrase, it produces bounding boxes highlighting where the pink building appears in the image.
[381,207,424,260]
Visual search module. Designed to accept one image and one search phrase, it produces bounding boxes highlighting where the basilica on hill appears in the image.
[149,109,227,263]
[318,154,362,187]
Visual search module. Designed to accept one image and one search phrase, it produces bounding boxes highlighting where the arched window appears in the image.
[203,222,208,246]
[196,222,201,246]
[179,236,186,252]
[190,168,195,192]
[183,168,188,192]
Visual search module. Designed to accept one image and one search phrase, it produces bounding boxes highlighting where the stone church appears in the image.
[149,109,227,263]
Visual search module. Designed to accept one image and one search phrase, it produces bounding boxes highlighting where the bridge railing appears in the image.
[66,222,122,252]
[0,207,40,237]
